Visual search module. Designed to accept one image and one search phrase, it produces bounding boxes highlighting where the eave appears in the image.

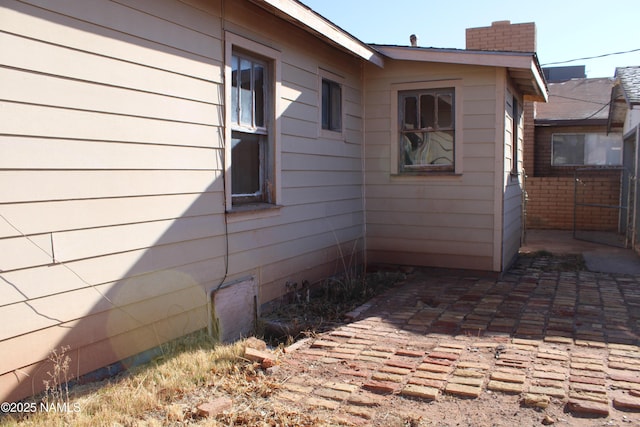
[248,0,385,67]
[372,45,548,102]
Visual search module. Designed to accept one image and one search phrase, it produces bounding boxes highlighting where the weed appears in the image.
[261,269,405,344]
[41,346,71,411]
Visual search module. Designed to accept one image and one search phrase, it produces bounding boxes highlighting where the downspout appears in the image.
[360,60,368,270]
[208,0,230,338]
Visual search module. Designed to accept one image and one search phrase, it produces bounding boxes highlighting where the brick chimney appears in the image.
[466,20,538,174]
[466,20,536,52]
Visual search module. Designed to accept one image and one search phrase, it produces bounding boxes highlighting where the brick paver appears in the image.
[272,255,640,422]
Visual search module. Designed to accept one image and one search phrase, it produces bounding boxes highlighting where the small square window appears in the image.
[322,78,341,132]
[399,88,455,173]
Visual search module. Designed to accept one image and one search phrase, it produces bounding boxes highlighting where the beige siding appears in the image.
[364,61,499,271]
[1,0,365,402]
[221,1,365,306]
[502,81,525,269]
[0,0,223,403]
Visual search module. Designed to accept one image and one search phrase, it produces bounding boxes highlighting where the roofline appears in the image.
[248,0,385,67]
[372,45,548,101]
[371,45,546,69]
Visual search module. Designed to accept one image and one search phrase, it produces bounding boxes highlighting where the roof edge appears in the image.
[373,45,548,101]
[249,0,385,67]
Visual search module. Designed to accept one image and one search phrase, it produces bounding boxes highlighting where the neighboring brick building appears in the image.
[529,73,623,232]
[466,21,624,235]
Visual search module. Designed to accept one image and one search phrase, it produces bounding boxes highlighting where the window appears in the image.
[321,78,341,132]
[229,51,271,205]
[399,88,455,172]
[551,133,622,166]
[511,95,520,175]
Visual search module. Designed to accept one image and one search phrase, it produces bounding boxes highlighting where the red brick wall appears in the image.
[533,125,609,176]
[523,103,536,174]
[526,175,621,231]
[466,21,536,53]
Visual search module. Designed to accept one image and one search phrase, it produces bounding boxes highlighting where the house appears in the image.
[609,66,640,251]
[0,0,546,402]
[526,70,624,237]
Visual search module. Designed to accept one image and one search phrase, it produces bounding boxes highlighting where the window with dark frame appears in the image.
[230,52,271,204]
[321,78,341,132]
[399,88,455,173]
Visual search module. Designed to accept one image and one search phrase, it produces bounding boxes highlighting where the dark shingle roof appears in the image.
[616,66,640,104]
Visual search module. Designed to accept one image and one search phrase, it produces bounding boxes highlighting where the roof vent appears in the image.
[410,34,418,47]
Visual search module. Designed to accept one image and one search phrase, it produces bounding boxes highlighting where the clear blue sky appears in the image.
[301,0,640,78]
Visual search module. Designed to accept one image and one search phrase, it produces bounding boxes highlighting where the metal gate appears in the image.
[573,167,632,248]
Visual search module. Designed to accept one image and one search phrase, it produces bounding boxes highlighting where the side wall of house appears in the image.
[221,1,366,311]
[502,78,525,270]
[363,61,499,271]
[0,0,365,402]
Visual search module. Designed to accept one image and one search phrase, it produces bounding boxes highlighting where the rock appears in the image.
[522,393,550,408]
[245,337,267,351]
[265,365,281,375]
[542,414,555,425]
[197,397,233,418]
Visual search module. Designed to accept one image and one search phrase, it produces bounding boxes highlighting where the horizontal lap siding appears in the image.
[364,62,497,271]
[502,83,524,269]
[0,0,224,402]
[222,1,365,306]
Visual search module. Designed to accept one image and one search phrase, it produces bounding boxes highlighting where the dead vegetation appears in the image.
[260,269,406,344]
[1,268,406,427]
[0,332,314,427]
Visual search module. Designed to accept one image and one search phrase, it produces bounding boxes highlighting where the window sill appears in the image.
[391,172,462,181]
[226,203,282,222]
[319,128,345,141]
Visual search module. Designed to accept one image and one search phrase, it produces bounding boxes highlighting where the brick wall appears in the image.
[526,174,621,231]
[523,103,536,174]
[466,21,536,53]
[533,124,609,176]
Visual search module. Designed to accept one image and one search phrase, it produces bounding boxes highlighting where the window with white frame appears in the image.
[229,51,272,205]
[551,133,622,166]
[511,94,520,175]
[399,88,455,173]
[321,78,342,132]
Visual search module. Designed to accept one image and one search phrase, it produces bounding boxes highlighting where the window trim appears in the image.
[390,80,463,175]
[509,92,521,177]
[224,32,282,210]
[318,69,345,140]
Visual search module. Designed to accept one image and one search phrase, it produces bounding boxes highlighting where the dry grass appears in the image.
[0,331,323,426]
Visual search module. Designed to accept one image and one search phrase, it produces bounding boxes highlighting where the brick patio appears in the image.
[271,254,640,422]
